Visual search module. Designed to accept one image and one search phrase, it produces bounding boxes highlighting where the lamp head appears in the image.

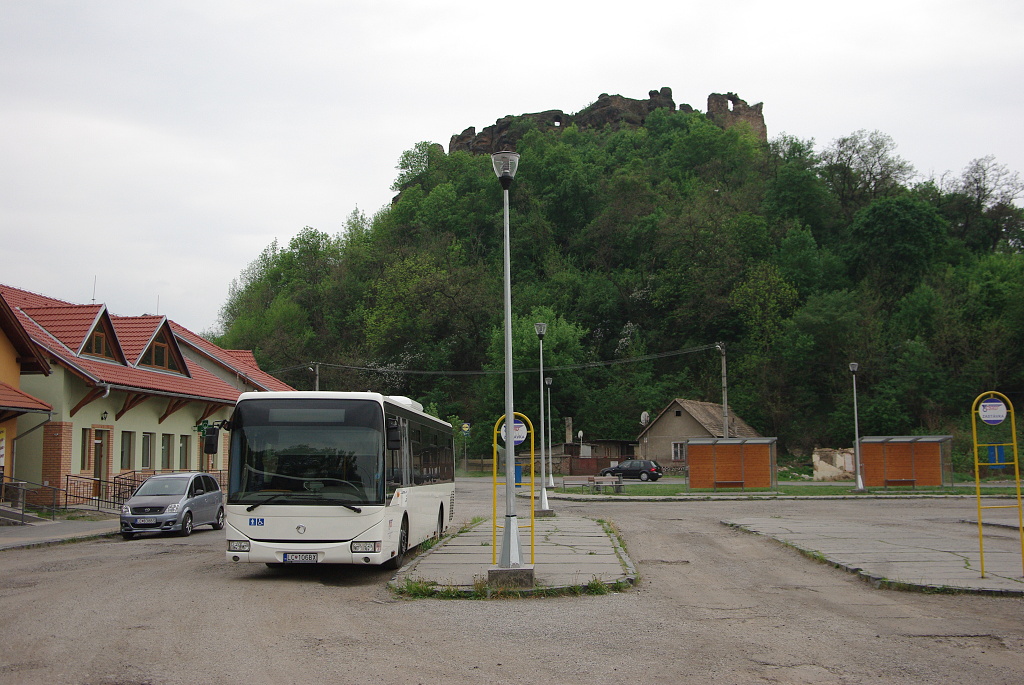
[491,151,520,190]
[545,376,552,387]
[849,362,859,374]
[534,322,547,339]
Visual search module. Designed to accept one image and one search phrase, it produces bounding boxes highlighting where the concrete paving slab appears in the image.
[393,514,636,593]
[726,516,1024,595]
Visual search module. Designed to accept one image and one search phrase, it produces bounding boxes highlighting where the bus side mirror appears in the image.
[386,419,402,451]
[203,427,221,455]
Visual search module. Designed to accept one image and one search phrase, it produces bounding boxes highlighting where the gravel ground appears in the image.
[0,479,1021,684]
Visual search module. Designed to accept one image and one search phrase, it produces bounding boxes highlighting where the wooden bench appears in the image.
[884,479,916,488]
[592,475,624,493]
[562,476,593,491]
[714,481,745,490]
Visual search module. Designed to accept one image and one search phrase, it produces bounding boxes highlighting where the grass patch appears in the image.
[392,574,632,600]
[553,483,1022,497]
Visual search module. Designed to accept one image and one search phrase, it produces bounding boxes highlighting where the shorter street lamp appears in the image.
[849,362,866,491]
[545,377,554,488]
[535,323,550,512]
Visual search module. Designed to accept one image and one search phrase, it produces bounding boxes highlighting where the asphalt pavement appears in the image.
[3,488,1023,596]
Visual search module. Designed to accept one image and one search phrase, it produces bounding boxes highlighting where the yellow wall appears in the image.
[0,329,20,386]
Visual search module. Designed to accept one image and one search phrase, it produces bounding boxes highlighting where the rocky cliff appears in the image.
[449,88,766,154]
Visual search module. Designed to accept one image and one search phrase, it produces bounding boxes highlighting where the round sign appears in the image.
[500,418,528,445]
[979,397,1008,425]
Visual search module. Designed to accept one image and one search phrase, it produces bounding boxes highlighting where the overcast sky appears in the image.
[3,1,1022,335]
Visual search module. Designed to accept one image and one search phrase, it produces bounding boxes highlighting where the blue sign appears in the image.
[248,518,265,526]
[988,445,1008,469]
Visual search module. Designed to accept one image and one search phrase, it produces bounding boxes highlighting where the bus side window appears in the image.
[386,418,402,451]
[385,416,402,494]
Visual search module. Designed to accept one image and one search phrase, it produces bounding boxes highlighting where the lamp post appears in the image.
[535,323,551,512]
[849,362,866,491]
[545,376,554,487]
[492,150,523,567]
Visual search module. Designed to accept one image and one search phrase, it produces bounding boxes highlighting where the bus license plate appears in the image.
[283,553,319,563]
[135,518,156,524]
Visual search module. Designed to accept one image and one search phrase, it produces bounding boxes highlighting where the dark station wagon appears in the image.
[600,459,663,481]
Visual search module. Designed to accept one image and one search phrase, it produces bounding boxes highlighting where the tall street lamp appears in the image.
[849,362,866,491]
[535,323,551,513]
[492,150,523,567]
[545,376,554,487]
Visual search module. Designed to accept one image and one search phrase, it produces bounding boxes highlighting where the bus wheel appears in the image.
[384,517,409,569]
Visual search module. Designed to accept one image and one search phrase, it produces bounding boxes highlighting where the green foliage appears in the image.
[216,108,1024,456]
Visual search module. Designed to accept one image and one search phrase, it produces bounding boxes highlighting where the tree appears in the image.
[820,130,916,222]
[848,196,946,296]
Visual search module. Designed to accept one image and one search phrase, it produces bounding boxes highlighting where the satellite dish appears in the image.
[640,411,650,426]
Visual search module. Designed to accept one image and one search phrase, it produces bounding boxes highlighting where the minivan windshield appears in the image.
[227,398,385,507]
[136,478,189,497]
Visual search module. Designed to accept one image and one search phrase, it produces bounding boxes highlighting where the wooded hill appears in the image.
[213,97,1024,465]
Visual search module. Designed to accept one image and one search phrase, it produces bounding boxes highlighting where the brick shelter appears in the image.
[684,437,778,490]
[858,436,953,488]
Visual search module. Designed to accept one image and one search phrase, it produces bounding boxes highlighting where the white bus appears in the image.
[218,392,455,568]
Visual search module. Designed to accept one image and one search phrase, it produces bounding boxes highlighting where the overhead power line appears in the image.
[270,344,719,378]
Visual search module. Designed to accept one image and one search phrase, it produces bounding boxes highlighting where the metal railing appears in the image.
[0,479,62,524]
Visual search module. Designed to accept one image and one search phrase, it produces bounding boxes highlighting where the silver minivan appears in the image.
[120,473,225,540]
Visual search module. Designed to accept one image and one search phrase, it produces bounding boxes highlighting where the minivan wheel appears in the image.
[212,508,225,530]
[179,513,193,537]
[640,472,650,481]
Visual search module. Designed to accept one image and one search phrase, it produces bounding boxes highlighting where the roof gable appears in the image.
[20,304,104,354]
[0,291,50,375]
[638,398,761,440]
[111,315,165,364]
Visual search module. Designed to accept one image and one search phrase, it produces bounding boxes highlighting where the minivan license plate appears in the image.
[135,518,156,524]
[283,553,318,563]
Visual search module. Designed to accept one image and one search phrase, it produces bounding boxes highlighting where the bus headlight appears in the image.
[227,540,250,552]
[351,541,381,553]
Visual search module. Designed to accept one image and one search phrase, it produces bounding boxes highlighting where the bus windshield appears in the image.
[228,398,385,507]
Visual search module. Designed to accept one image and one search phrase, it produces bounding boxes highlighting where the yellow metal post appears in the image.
[970,391,1024,577]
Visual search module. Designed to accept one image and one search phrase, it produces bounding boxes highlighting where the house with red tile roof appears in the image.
[0,284,292,494]
[1,292,53,486]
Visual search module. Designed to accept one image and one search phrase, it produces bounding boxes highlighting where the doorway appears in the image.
[93,429,109,497]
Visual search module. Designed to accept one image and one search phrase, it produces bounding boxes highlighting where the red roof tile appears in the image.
[20,304,103,353]
[0,283,293,403]
[0,380,52,413]
[111,315,165,365]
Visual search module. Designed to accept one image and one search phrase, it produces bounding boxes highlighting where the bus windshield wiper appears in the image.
[246,492,290,512]
[339,503,362,513]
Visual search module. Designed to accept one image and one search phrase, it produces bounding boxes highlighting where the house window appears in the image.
[141,432,154,469]
[139,330,182,372]
[161,434,173,469]
[672,442,687,462]
[80,428,91,470]
[675,410,682,416]
[179,435,190,471]
[82,326,116,360]
[120,431,135,470]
